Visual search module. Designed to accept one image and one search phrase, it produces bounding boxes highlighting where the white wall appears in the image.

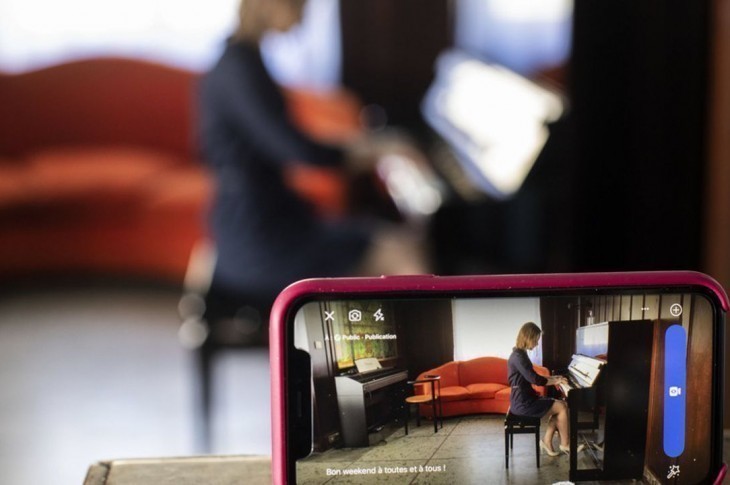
[0,0,342,91]
[0,0,571,85]
[261,0,341,90]
[452,297,542,364]
[0,0,239,73]
[455,0,573,75]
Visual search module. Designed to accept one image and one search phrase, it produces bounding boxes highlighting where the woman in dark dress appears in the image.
[508,322,584,456]
[198,0,429,303]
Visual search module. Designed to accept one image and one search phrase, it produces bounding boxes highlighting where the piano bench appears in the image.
[504,411,541,469]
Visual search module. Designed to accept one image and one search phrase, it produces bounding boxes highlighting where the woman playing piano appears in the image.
[508,322,585,456]
[198,0,430,304]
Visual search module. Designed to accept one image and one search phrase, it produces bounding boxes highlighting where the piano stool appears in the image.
[404,376,443,435]
[179,275,275,453]
[504,411,541,469]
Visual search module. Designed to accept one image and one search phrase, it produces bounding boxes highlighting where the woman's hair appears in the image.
[233,0,305,43]
[515,322,542,349]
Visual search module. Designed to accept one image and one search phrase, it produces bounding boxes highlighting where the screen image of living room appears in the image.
[293,296,543,452]
[293,293,715,484]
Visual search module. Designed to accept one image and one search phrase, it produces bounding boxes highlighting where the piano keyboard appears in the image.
[557,354,605,396]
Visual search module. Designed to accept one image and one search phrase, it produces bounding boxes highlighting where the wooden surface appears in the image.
[706,0,730,291]
[84,435,730,484]
[83,456,271,485]
[706,0,730,431]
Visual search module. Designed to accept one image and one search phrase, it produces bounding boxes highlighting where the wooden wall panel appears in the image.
[396,299,454,380]
[704,0,730,291]
[704,0,730,429]
[540,297,580,371]
[683,295,713,480]
[632,294,646,320]
[339,0,452,126]
[644,295,661,321]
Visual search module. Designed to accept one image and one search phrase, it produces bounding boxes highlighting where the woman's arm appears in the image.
[209,46,345,168]
[514,352,550,386]
[545,375,568,386]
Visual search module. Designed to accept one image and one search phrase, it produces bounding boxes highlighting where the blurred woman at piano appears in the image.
[198,0,429,305]
[508,322,585,456]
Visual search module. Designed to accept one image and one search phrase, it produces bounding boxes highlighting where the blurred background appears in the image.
[1,0,729,483]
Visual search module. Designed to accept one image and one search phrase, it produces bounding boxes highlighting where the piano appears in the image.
[335,358,408,447]
[557,321,654,482]
[557,353,605,397]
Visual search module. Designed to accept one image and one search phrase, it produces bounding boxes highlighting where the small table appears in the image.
[84,455,271,485]
[404,375,443,435]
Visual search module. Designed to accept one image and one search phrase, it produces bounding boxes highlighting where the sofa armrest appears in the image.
[532,364,551,396]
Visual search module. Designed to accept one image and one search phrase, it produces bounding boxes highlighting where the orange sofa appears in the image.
[0,58,362,284]
[415,356,550,418]
[0,58,208,283]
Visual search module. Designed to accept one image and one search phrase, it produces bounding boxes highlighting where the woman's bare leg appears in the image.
[543,414,558,451]
[543,400,570,448]
[554,401,570,447]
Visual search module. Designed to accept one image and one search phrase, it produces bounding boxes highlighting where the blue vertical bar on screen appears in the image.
[664,324,687,457]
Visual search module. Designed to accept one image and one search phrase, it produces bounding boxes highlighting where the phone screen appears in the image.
[289,290,721,484]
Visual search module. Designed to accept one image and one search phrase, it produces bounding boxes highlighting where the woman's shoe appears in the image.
[559,443,586,454]
[539,439,561,457]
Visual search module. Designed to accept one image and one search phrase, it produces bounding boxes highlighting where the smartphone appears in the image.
[271,272,728,484]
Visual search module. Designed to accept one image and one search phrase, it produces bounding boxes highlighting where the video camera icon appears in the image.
[668,386,682,397]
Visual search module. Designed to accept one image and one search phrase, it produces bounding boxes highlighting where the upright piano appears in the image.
[335,359,408,447]
[558,320,654,482]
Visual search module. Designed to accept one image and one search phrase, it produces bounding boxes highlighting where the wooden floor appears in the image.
[0,286,271,485]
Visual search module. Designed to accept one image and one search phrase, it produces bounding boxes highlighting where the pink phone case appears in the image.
[270,271,729,484]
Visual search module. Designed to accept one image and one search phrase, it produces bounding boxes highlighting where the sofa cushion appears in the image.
[495,388,512,402]
[459,356,509,387]
[0,161,32,209]
[144,167,212,211]
[25,146,179,205]
[438,386,470,402]
[465,383,509,400]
